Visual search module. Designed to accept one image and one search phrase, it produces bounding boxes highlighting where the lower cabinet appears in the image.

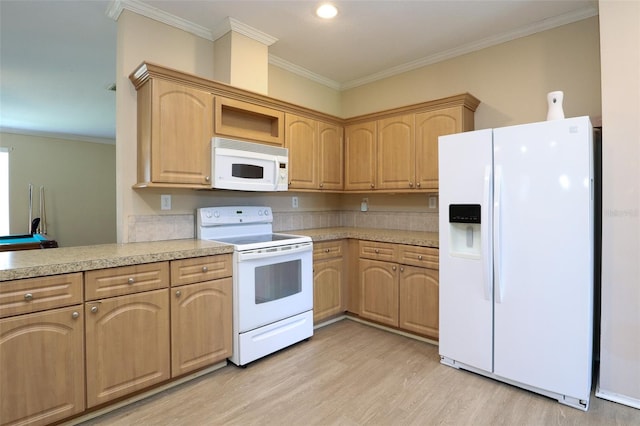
[313,240,345,323]
[0,306,85,426]
[171,278,232,376]
[85,288,170,408]
[358,241,439,339]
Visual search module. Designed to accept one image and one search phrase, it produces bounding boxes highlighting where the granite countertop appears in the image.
[1,228,438,282]
[290,227,439,248]
[0,240,233,282]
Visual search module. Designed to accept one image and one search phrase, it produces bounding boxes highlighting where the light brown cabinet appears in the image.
[415,106,473,190]
[215,96,284,145]
[135,78,213,188]
[345,121,377,190]
[377,114,415,190]
[170,255,233,377]
[85,272,170,408]
[0,305,85,426]
[313,240,345,323]
[358,241,439,339]
[285,113,343,190]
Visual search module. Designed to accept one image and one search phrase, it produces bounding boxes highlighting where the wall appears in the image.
[341,17,601,128]
[0,132,116,247]
[597,0,640,409]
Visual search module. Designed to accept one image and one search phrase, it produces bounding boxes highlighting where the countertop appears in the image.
[0,228,438,282]
[0,240,233,281]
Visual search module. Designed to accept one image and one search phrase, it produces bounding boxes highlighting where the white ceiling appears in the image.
[0,0,598,141]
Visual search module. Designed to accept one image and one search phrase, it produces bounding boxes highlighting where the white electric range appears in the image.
[196,206,313,366]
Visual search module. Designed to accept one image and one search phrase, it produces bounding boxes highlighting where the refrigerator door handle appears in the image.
[483,165,493,301]
[494,165,504,303]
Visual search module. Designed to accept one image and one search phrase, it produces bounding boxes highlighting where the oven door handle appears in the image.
[237,243,312,262]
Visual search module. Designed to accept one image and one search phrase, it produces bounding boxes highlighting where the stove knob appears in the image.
[263,209,270,217]
[214,211,220,218]
[205,211,212,218]
[258,210,263,216]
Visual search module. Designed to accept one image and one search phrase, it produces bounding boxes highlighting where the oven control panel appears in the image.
[198,206,272,226]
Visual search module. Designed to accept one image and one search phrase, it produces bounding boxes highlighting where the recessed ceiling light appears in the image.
[316,3,338,19]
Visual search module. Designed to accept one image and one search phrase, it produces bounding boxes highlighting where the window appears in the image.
[0,147,8,235]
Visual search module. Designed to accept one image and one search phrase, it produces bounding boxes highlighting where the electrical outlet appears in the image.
[361,198,368,212]
[292,196,299,208]
[161,194,171,210]
[428,196,437,209]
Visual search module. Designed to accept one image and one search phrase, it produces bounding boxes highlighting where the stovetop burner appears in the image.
[212,233,301,245]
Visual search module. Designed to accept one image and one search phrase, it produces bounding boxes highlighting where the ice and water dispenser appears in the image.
[448,204,482,258]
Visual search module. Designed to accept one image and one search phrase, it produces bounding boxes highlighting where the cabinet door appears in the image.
[399,265,439,339]
[377,114,415,190]
[285,113,318,189]
[0,306,84,426]
[345,122,377,190]
[313,257,344,323]
[415,107,463,190]
[85,289,170,408]
[318,121,344,190]
[171,278,232,377]
[359,258,398,327]
[151,79,213,186]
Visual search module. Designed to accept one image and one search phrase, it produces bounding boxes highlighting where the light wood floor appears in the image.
[81,319,639,426]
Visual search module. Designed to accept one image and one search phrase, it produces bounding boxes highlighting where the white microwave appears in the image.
[211,137,289,191]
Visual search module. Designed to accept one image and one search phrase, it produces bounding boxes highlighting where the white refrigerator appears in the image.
[438,116,594,411]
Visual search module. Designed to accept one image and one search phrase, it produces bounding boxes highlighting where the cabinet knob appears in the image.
[320,182,324,188]
[205,176,210,182]
[127,277,135,284]
[72,311,80,319]
[325,248,330,253]
[392,266,397,271]
[24,293,34,301]
[202,266,208,273]
[400,266,405,272]
[289,181,292,185]
[370,183,375,188]
[409,182,414,187]
[176,290,182,297]
[91,306,98,313]
[375,249,379,254]
[416,182,421,187]
[418,255,423,260]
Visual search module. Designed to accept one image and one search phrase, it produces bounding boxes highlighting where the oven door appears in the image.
[235,242,312,333]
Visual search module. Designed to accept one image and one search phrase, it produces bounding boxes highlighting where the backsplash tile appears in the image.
[128,210,438,243]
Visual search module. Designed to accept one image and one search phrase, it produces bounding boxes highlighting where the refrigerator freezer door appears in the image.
[492,117,593,401]
[438,129,493,372]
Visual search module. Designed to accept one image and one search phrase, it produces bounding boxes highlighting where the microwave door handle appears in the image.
[273,157,280,190]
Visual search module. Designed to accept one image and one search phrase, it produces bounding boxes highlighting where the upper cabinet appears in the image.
[344,93,480,192]
[415,106,472,191]
[345,121,377,190]
[135,78,213,188]
[130,63,479,192]
[215,97,284,146]
[285,113,343,191]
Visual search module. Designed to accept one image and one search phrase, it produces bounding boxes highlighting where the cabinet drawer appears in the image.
[399,245,439,269]
[85,262,169,300]
[170,254,232,287]
[313,240,344,260]
[0,273,83,318]
[359,241,397,262]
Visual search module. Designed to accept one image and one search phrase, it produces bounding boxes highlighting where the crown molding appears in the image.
[0,127,116,145]
[341,4,599,90]
[107,1,598,92]
[268,55,341,91]
[212,17,278,46]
